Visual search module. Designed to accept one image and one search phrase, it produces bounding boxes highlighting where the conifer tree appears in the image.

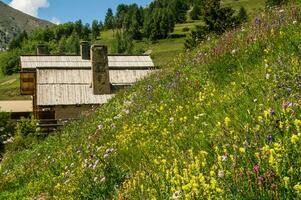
[104,8,115,30]
[266,0,287,7]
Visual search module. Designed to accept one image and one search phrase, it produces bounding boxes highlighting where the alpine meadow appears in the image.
[1,0,301,199]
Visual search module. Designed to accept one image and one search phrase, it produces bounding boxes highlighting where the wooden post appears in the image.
[36,45,49,55]
[80,41,90,60]
[91,45,111,94]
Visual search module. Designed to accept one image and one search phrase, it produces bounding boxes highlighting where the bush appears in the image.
[168,33,187,39]
[184,25,210,49]
[112,30,134,54]
[266,0,287,7]
[9,117,40,151]
[0,49,21,75]
[0,112,15,155]
[237,6,248,23]
[182,27,190,32]
[190,4,202,20]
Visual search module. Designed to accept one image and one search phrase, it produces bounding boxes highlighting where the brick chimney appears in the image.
[80,41,90,60]
[91,45,111,95]
[36,44,49,55]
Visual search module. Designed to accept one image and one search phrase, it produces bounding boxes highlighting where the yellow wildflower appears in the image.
[294,184,301,193]
[291,134,299,144]
[283,177,290,186]
[224,117,231,127]
[239,148,246,154]
[258,116,263,122]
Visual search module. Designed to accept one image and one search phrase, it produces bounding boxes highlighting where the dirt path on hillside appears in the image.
[0,79,16,86]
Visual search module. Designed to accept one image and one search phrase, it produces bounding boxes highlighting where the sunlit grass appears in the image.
[1,4,301,199]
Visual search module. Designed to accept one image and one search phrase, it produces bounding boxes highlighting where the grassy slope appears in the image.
[0,0,265,101]
[0,74,30,100]
[1,4,301,199]
[98,0,266,66]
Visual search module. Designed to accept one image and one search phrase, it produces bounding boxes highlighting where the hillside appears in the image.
[1,3,301,199]
[0,0,266,101]
[0,1,52,51]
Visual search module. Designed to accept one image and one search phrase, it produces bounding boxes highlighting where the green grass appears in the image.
[222,0,266,13]
[0,0,266,100]
[96,0,266,66]
[0,74,29,100]
[1,4,301,199]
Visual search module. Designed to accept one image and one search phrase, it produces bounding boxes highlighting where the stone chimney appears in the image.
[80,41,90,60]
[36,44,49,55]
[91,45,111,95]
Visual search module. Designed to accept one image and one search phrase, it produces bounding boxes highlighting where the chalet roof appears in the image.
[20,55,155,69]
[36,68,154,106]
[37,69,154,86]
[20,54,156,106]
[37,84,113,106]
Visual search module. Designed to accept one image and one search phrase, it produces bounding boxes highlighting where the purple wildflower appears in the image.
[257,176,265,185]
[254,17,261,25]
[106,148,114,154]
[282,101,294,109]
[267,135,273,143]
[253,165,260,173]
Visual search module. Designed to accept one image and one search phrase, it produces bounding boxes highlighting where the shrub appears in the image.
[9,117,40,151]
[237,6,248,23]
[184,25,209,49]
[0,49,21,75]
[266,0,287,7]
[0,112,15,155]
[182,27,190,32]
[112,30,134,54]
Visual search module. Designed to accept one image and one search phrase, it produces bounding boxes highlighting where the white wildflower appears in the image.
[221,155,228,161]
[266,73,270,80]
[172,191,181,200]
[218,170,225,178]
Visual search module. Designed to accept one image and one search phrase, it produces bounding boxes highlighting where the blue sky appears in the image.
[2,0,152,24]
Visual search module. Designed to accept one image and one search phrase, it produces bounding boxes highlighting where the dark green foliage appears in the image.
[0,49,21,75]
[112,30,134,54]
[190,4,202,20]
[9,117,39,151]
[104,8,115,30]
[182,27,190,32]
[74,20,83,38]
[171,0,189,23]
[1,20,93,75]
[185,0,247,50]
[184,25,209,49]
[0,112,15,155]
[116,4,129,28]
[204,0,239,34]
[266,0,287,7]
[123,4,143,40]
[237,6,248,23]
[92,20,101,40]
[143,7,175,41]
[65,33,80,54]
[8,31,28,50]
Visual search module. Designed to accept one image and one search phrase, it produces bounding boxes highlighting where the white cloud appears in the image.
[51,17,60,25]
[9,0,49,17]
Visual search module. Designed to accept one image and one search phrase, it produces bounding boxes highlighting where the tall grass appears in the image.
[0,4,301,199]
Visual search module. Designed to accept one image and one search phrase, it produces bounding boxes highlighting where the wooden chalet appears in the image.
[20,42,156,126]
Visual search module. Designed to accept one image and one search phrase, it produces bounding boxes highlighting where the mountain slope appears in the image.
[0,1,52,51]
[1,4,301,199]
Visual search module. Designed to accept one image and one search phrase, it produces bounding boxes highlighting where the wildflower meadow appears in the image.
[0,4,301,200]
